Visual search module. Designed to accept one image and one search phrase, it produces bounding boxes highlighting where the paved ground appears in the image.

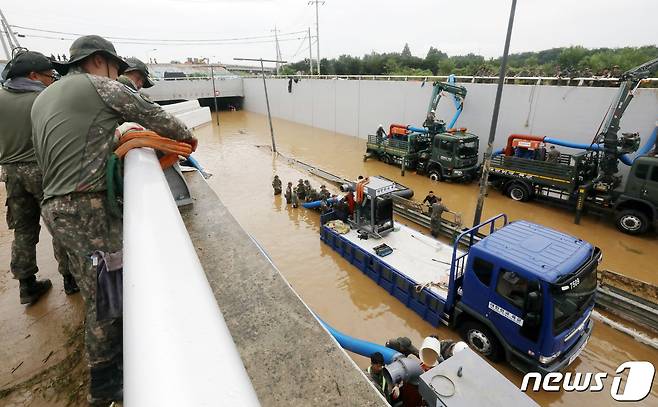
[0,186,87,406]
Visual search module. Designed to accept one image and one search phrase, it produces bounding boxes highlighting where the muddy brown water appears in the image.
[1,110,656,406]
[193,111,658,406]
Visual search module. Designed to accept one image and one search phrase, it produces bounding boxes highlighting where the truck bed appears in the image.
[321,222,465,326]
[490,154,577,191]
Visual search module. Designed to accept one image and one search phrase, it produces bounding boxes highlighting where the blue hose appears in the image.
[183,155,212,177]
[317,318,402,364]
[407,126,429,134]
[447,74,463,129]
[543,137,603,151]
[544,124,657,166]
[302,197,339,209]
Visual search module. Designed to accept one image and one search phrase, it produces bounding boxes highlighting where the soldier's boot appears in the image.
[19,276,52,305]
[63,274,80,295]
[88,362,123,406]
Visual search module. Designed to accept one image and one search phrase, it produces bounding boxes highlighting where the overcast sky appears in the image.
[2,0,657,65]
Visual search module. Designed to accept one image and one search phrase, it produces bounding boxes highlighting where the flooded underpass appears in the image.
[192,110,658,406]
[1,109,656,406]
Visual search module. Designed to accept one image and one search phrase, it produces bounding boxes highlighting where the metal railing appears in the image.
[123,148,260,406]
[241,74,658,87]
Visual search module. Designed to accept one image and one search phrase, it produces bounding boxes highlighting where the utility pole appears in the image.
[0,8,20,60]
[308,27,313,75]
[308,0,324,75]
[473,0,518,226]
[209,64,220,126]
[234,57,286,153]
[272,26,282,75]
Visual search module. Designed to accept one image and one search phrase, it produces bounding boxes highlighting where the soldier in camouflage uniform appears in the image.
[430,198,448,238]
[117,57,154,91]
[296,179,307,201]
[272,175,282,195]
[306,185,319,202]
[319,184,331,201]
[31,35,196,405]
[0,50,78,305]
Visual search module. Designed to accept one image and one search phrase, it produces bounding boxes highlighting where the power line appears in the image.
[20,33,309,47]
[11,24,306,43]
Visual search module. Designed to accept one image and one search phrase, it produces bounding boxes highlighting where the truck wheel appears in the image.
[507,184,529,202]
[616,210,649,235]
[460,321,503,362]
[428,169,442,181]
[381,154,391,164]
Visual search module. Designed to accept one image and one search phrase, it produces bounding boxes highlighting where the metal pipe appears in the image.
[123,148,260,406]
[473,0,517,226]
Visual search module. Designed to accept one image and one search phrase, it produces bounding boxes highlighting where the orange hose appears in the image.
[114,130,193,169]
[355,177,370,203]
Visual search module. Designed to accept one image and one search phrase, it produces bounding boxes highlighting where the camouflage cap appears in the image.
[57,35,128,75]
[124,57,155,88]
[2,49,56,80]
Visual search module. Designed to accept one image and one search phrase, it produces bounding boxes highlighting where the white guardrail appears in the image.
[123,102,259,406]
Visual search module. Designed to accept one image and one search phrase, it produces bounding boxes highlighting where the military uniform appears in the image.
[319,186,331,201]
[117,75,139,91]
[306,187,319,202]
[296,180,307,201]
[0,50,75,304]
[284,184,293,204]
[430,202,447,237]
[31,35,193,404]
[272,175,282,195]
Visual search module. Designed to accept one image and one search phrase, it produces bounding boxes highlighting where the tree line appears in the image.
[280,45,658,78]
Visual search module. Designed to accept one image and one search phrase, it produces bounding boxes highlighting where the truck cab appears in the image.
[613,155,658,234]
[417,130,479,181]
[452,220,599,374]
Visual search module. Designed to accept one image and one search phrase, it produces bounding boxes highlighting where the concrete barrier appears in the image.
[163,100,211,129]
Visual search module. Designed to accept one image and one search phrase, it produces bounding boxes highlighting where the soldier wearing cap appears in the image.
[0,49,78,305]
[31,35,197,405]
[117,57,154,91]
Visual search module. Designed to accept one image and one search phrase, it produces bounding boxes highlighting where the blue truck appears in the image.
[321,212,600,374]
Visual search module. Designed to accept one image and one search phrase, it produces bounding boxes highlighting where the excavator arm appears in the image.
[598,57,658,188]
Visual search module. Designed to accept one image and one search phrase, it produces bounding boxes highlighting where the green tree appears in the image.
[401,43,412,58]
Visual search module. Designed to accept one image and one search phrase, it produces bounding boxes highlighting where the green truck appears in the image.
[489,149,658,234]
[487,57,658,235]
[364,79,480,180]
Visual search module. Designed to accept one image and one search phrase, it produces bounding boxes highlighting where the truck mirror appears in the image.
[525,291,541,313]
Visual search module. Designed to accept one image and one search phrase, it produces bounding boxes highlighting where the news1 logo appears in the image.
[521,361,655,401]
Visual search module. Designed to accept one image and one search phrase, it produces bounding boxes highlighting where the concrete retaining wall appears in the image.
[242,78,658,156]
